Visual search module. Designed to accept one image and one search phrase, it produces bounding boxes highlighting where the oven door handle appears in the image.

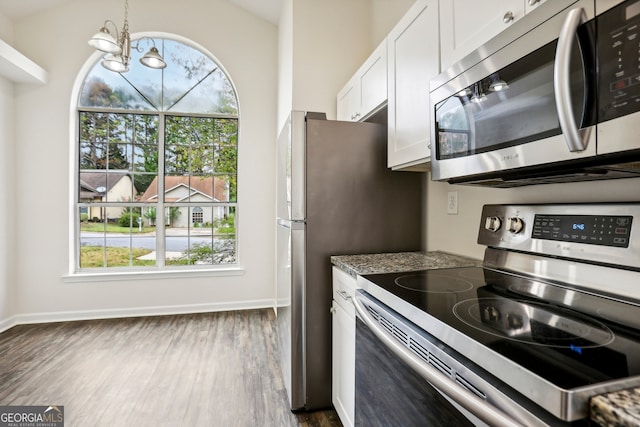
[353,295,523,427]
[554,7,590,152]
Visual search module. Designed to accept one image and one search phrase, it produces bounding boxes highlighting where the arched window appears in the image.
[76,36,238,270]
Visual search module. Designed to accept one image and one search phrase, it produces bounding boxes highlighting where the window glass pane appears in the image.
[165,146,189,175]
[188,176,213,202]
[108,143,132,171]
[134,115,159,144]
[106,172,134,202]
[78,72,157,110]
[165,206,236,265]
[133,145,156,173]
[79,206,156,268]
[80,142,107,170]
[161,41,236,114]
[168,68,238,114]
[214,205,236,264]
[79,171,107,202]
[215,175,236,202]
[133,173,156,197]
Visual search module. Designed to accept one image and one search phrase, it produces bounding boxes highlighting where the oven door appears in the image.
[430,0,596,184]
[354,293,532,427]
[353,291,567,427]
[355,317,478,427]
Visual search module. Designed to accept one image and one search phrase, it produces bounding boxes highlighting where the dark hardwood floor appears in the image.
[0,310,342,427]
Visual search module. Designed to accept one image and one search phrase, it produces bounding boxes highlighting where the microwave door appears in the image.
[430,3,597,183]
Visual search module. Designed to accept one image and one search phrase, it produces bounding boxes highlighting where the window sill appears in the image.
[62,266,245,283]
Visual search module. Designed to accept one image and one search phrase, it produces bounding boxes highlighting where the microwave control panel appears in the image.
[598,0,640,122]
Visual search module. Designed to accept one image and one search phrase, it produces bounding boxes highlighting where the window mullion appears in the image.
[156,112,166,267]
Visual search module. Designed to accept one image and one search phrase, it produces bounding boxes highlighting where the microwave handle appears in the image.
[554,8,590,152]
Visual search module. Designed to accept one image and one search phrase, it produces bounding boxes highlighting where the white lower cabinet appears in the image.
[331,267,356,427]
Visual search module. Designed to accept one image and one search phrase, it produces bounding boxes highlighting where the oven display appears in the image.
[532,214,633,247]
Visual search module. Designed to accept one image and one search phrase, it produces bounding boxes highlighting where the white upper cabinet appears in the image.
[387,0,439,171]
[337,40,387,122]
[525,0,548,14]
[440,0,548,71]
[337,78,360,122]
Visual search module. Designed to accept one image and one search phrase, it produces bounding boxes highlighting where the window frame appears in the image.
[67,33,243,279]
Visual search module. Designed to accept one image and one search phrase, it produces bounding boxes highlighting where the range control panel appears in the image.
[598,0,640,122]
[531,214,632,247]
[478,204,640,269]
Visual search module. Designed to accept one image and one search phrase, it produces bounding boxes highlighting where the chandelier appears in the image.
[88,0,166,73]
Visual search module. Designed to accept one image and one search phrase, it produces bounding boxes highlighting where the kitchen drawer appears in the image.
[332,267,356,317]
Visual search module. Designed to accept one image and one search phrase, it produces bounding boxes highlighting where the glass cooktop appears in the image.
[361,266,640,390]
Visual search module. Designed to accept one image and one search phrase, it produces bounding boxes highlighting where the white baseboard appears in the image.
[0,316,17,334]
[0,299,274,334]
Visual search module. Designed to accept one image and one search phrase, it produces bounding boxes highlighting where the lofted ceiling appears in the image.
[0,0,282,25]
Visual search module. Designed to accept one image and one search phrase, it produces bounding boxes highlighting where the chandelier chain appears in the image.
[123,0,129,33]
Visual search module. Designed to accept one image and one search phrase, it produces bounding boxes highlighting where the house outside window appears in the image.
[76,37,238,270]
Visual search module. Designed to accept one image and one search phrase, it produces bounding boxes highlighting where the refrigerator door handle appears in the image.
[278,218,305,230]
[277,218,290,228]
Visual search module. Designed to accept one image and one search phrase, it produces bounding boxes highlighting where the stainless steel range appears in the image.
[355,203,640,426]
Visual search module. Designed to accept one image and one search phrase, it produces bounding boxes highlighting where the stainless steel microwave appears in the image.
[430,0,640,187]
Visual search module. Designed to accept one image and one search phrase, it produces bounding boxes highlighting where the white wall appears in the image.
[291,0,370,120]
[0,75,16,329]
[426,178,640,260]
[0,10,16,329]
[277,0,293,129]
[370,0,415,47]
[277,0,414,130]
[8,0,278,323]
[0,11,12,42]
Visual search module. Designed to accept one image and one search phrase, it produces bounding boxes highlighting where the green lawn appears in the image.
[80,246,156,267]
[80,246,191,267]
[80,223,156,233]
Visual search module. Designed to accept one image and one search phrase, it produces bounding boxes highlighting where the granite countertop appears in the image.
[330,250,482,278]
[591,388,640,426]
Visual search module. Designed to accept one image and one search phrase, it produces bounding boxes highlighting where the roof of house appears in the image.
[139,176,228,202]
[79,170,131,200]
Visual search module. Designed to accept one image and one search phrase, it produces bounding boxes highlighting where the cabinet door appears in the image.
[332,300,355,427]
[359,40,387,118]
[440,0,525,70]
[387,0,439,170]
[525,0,548,13]
[337,77,361,122]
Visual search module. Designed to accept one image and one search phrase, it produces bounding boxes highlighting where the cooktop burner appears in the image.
[361,266,640,390]
[453,297,615,348]
[394,273,474,293]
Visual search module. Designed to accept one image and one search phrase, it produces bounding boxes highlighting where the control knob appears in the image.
[506,217,524,234]
[485,216,502,232]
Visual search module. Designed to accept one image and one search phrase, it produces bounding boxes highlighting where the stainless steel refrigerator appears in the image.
[275,111,424,411]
